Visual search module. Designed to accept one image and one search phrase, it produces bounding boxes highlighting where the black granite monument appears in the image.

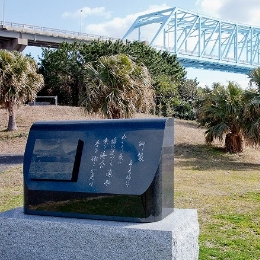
[23,118,174,222]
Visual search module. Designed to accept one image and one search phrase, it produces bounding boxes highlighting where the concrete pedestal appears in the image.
[0,208,199,260]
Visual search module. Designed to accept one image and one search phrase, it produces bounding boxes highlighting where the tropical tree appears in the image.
[242,88,260,146]
[174,78,200,119]
[39,42,84,106]
[39,40,186,111]
[197,81,244,153]
[178,78,200,103]
[0,50,44,130]
[153,74,179,116]
[80,54,155,119]
[248,67,260,91]
[242,67,260,145]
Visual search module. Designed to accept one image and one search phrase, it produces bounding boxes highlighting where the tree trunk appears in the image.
[7,104,17,131]
[225,133,243,153]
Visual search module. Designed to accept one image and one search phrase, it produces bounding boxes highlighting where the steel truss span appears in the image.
[122,7,260,74]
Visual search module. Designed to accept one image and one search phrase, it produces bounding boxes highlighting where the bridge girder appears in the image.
[122,7,260,74]
[0,22,118,51]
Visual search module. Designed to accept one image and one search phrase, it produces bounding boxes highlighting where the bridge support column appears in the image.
[2,38,28,52]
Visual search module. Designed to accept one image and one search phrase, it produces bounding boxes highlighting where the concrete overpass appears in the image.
[0,21,118,52]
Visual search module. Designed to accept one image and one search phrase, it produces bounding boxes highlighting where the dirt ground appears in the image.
[1,105,260,165]
[0,105,161,154]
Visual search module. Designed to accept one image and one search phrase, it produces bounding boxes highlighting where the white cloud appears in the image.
[196,0,260,26]
[62,7,112,20]
[86,15,134,38]
[195,0,223,17]
[84,4,171,39]
[146,4,171,12]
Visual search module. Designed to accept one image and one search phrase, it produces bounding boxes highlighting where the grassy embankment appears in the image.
[0,105,259,259]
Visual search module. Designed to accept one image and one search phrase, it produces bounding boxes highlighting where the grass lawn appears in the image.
[174,120,260,259]
[0,106,260,259]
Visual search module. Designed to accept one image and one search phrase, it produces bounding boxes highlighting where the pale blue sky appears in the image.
[3,0,260,87]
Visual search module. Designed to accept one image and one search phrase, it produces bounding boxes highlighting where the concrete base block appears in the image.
[0,208,199,260]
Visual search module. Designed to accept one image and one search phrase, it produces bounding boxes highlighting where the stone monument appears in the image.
[24,118,174,222]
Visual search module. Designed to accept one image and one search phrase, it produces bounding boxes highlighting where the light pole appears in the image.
[80,9,82,34]
[2,0,5,25]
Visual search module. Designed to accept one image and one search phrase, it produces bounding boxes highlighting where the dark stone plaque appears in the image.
[23,118,174,222]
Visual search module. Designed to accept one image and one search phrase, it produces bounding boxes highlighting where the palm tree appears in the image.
[243,67,260,145]
[197,82,244,153]
[241,89,260,146]
[80,54,155,119]
[248,67,260,92]
[0,50,44,130]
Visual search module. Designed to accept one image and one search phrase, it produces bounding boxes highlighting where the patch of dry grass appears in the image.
[0,105,99,154]
[0,105,158,154]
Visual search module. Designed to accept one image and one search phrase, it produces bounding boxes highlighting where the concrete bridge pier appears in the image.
[0,25,28,52]
[0,37,28,52]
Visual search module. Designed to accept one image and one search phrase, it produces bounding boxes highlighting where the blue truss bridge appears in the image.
[122,7,260,74]
[0,7,259,74]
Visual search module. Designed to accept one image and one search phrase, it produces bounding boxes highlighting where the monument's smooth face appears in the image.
[24,118,174,222]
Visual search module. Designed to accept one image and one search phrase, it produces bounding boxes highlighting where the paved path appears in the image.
[0,154,24,172]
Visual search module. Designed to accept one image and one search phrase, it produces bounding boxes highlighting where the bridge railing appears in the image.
[0,21,119,42]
